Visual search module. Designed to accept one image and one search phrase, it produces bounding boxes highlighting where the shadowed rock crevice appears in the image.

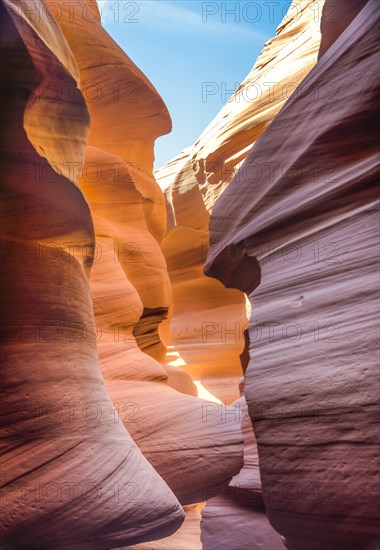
[133,307,170,361]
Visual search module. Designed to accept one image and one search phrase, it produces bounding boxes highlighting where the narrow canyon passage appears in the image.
[1,1,378,549]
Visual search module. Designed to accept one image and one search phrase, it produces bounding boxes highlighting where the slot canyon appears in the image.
[1,0,378,549]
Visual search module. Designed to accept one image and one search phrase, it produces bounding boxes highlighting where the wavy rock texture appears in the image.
[0,1,186,549]
[3,0,376,548]
[46,1,243,516]
[158,147,248,405]
[1,1,244,548]
[156,0,325,404]
[204,1,379,549]
[201,386,284,550]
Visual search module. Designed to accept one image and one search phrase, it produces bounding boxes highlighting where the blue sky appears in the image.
[99,0,292,168]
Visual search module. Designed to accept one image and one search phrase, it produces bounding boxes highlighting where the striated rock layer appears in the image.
[1,2,242,548]
[51,0,243,509]
[1,1,244,548]
[205,1,379,549]
[0,1,184,548]
[201,381,285,550]
[156,0,325,404]
[3,0,377,548]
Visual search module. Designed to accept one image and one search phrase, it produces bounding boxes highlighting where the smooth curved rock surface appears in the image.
[156,0,324,403]
[205,1,379,548]
[52,0,244,509]
[0,1,184,548]
[122,505,203,550]
[201,383,284,550]
[106,380,243,505]
[4,0,376,548]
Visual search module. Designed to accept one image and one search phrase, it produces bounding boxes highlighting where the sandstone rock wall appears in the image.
[157,0,379,548]
[0,1,184,547]
[156,0,325,405]
[52,0,243,509]
[2,0,377,548]
[1,1,243,548]
[204,1,379,549]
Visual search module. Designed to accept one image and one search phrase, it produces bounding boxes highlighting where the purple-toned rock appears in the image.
[205,1,379,548]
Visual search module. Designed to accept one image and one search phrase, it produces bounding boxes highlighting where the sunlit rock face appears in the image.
[156,0,324,404]
[48,0,243,510]
[158,150,247,405]
[0,1,184,548]
[1,0,243,548]
[205,1,379,549]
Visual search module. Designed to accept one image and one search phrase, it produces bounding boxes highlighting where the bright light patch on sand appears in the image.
[168,357,187,368]
[194,381,222,404]
[166,350,187,368]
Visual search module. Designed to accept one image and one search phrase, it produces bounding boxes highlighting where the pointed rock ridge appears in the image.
[205,0,379,548]
[0,1,184,548]
[48,0,243,506]
[189,0,325,209]
[156,0,324,403]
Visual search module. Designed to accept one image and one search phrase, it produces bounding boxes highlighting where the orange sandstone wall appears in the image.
[156,0,324,404]
[1,1,243,548]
